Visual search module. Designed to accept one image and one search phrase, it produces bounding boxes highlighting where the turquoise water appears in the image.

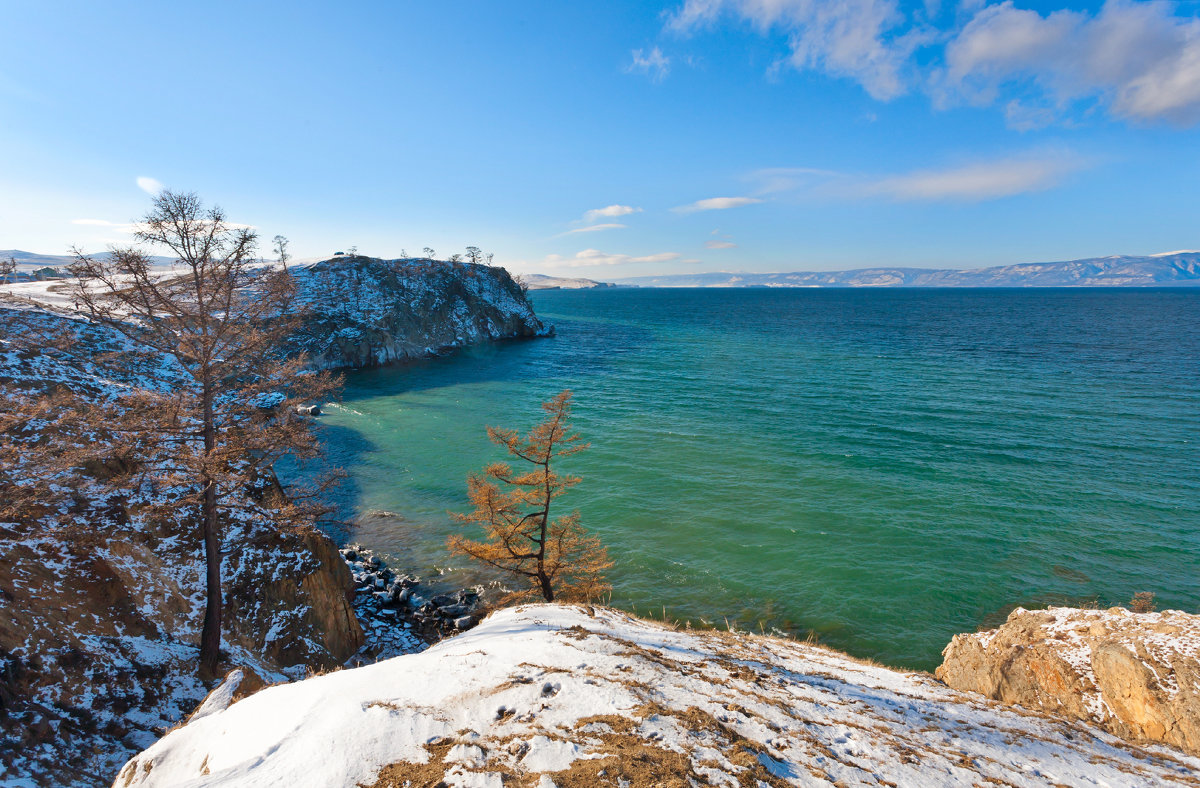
[312,288,1200,670]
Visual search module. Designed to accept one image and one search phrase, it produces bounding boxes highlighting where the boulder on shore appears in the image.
[937,605,1200,755]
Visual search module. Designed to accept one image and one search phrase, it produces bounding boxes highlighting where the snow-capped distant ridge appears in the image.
[614,251,1200,288]
[520,273,618,290]
[1151,249,1200,257]
[116,604,1199,787]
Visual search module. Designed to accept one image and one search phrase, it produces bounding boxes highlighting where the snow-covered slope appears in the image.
[116,604,1200,787]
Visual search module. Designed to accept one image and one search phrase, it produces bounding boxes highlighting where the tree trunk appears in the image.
[198,387,222,679]
[539,573,555,602]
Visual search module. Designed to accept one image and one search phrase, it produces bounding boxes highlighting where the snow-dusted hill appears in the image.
[116,604,1200,787]
[287,256,550,369]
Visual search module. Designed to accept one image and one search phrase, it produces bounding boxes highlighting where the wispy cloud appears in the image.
[136,176,163,195]
[561,223,627,235]
[583,204,641,222]
[545,249,682,268]
[628,47,670,82]
[705,239,737,249]
[668,0,927,101]
[673,196,763,214]
[855,154,1087,201]
[71,218,140,234]
[666,0,1200,127]
[746,167,841,195]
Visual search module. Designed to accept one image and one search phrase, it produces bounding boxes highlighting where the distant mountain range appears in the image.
[0,249,177,269]
[613,251,1200,288]
[521,273,618,290]
[9,249,1200,288]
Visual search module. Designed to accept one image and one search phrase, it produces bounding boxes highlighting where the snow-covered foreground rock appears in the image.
[939,606,1200,756]
[117,605,1200,787]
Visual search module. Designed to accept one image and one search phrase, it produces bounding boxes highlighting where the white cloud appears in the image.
[667,0,1200,126]
[940,0,1200,124]
[669,0,929,100]
[544,249,682,268]
[136,176,163,195]
[583,204,641,222]
[562,223,627,235]
[705,239,737,249]
[673,196,763,213]
[856,154,1086,201]
[628,47,671,82]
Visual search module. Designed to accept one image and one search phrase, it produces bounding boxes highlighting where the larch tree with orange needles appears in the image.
[448,390,611,602]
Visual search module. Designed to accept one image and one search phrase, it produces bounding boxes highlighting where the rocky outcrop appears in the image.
[937,606,1200,755]
[115,604,1200,787]
[0,516,363,786]
[0,304,364,786]
[289,256,551,369]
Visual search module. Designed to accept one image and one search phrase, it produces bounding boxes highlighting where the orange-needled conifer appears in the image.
[448,390,611,603]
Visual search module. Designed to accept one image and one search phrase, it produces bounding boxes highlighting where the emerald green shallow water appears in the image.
[312,288,1200,670]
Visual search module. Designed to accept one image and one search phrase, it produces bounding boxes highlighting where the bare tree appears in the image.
[0,255,16,284]
[449,253,463,263]
[348,245,358,257]
[272,235,291,270]
[465,246,483,265]
[422,247,436,260]
[66,190,340,678]
[485,252,494,267]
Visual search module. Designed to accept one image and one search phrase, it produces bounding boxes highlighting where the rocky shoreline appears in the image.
[340,545,486,664]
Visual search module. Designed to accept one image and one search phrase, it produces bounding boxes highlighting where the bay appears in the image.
[309,287,1200,670]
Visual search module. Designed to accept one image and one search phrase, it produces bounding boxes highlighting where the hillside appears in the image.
[0,257,551,787]
[616,251,1200,288]
[115,604,1200,787]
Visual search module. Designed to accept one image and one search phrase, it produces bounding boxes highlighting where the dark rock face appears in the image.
[0,516,363,787]
[288,257,551,370]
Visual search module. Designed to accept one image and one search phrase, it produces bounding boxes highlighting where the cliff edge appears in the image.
[289,256,550,369]
[937,605,1200,756]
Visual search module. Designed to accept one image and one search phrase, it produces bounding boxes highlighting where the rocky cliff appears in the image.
[288,256,550,369]
[115,604,1200,787]
[0,303,366,786]
[937,606,1200,757]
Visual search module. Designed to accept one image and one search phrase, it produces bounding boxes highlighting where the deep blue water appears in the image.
[311,287,1200,670]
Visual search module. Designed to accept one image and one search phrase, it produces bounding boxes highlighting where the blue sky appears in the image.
[3,0,1200,277]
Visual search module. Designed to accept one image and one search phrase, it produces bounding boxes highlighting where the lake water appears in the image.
[312,287,1200,670]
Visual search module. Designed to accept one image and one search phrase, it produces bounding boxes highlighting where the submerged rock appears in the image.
[937,605,1200,755]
